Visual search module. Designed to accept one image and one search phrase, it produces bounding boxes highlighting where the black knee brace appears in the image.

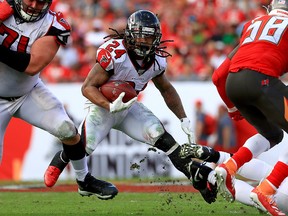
[154,131,177,152]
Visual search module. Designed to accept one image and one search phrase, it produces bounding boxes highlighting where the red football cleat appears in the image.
[250,188,285,216]
[44,166,62,187]
[44,151,69,187]
[215,163,235,202]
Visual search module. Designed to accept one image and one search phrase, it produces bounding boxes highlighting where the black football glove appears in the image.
[189,161,218,204]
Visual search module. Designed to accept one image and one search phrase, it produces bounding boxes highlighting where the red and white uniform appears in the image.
[0,11,74,163]
[0,11,70,96]
[212,11,288,214]
[83,39,168,154]
[230,14,288,77]
[216,139,288,214]
[97,39,166,92]
[213,13,288,109]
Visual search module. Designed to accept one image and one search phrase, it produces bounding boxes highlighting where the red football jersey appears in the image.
[230,14,288,77]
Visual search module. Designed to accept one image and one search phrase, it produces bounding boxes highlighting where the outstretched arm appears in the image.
[153,73,195,143]
[212,57,234,108]
[212,45,243,121]
[153,73,187,119]
[212,45,239,109]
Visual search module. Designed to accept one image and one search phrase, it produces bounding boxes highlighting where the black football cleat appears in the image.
[188,161,218,204]
[198,182,218,204]
[77,173,118,200]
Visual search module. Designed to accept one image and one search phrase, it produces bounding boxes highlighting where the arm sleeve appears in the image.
[0,45,30,72]
[211,57,235,109]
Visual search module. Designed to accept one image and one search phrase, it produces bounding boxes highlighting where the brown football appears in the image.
[100,80,137,102]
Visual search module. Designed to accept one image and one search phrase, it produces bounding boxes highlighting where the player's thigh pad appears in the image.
[0,108,13,163]
[16,82,77,140]
[118,102,165,145]
[84,104,117,154]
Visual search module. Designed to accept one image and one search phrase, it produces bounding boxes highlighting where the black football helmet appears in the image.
[14,0,52,22]
[124,10,162,59]
[267,0,288,13]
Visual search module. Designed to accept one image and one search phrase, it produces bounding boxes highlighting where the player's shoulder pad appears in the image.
[97,48,113,71]
[46,11,71,46]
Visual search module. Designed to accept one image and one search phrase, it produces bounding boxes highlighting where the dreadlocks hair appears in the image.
[104,28,124,41]
[104,28,173,58]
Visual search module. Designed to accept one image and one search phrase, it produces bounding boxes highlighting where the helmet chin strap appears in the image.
[20,9,39,22]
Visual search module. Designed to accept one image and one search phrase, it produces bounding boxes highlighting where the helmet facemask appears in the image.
[124,10,162,59]
[14,0,52,22]
[126,27,161,58]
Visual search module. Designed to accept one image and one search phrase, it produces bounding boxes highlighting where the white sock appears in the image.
[217,151,232,164]
[237,158,272,181]
[243,133,270,157]
[70,156,89,181]
[234,179,254,206]
[208,170,216,185]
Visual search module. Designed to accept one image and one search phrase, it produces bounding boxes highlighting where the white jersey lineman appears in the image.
[83,38,168,154]
[0,11,75,162]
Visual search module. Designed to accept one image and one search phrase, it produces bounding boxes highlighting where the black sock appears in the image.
[62,140,85,160]
[60,150,70,163]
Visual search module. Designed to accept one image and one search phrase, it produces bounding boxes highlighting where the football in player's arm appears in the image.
[45,9,218,204]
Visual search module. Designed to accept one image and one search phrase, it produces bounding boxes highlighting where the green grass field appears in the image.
[0,191,262,215]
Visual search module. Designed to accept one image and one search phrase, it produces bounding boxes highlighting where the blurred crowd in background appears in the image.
[41,0,273,83]
[194,99,237,152]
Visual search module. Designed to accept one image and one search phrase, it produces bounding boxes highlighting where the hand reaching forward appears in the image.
[181,117,195,144]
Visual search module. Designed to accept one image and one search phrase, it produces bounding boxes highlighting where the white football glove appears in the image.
[180,117,195,144]
[109,92,137,113]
